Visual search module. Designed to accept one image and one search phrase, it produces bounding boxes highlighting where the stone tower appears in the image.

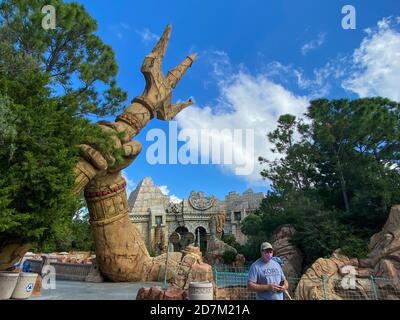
[128,177,169,252]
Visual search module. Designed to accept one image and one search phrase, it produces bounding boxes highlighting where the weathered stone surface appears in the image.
[205,236,237,265]
[295,251,349,300]
[85,258,104,283]
[164,286,187,300]
[357,268,373,278]
[186,263,213,285]
[271,224,303,278]
[129,177,264,252]
[146,287,164,300]
[182,246,202,261]
[216,287,254,300]
[136,287,151,300]
[295,205,400,300]
[168,246,213,291]
[136,286,187,300]
[0,243,32,271]
[232,254,246,268]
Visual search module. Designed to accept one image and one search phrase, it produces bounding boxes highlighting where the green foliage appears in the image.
[148,249,157,257]
[245,98,400,269]
[222,234,243,253]
[222,250,237,265]
[32,210,95,252]
[240,214,263,236]
[239,234,266,263]
[0,0,127,116]
[0,1,126,251]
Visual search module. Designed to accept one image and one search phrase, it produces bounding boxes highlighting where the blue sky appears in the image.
[74,0,400,201]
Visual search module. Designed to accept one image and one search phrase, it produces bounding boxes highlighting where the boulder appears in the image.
[144,252,183,282]
[295,205,400,300]
[136,286,186,300]
[205,236,238,266]
[232,254,246,268]
[169,251,209,290]
[216,286,254,300]
[164,286,187,300]
[85,258,104,283]
[271,224,303,278]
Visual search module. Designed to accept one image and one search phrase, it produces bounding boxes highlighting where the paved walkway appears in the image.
[30,280,164,300]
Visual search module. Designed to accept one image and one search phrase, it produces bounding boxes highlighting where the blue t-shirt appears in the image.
[248,258,286,300]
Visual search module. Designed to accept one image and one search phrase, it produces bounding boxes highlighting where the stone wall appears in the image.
[128,177,265,252]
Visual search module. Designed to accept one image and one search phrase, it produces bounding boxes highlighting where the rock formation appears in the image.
[271,224,303,278]
[136,286,187,300]
[214,212,226,239]
[136,245,214,300]
[295,205,400,300]
[215,287,255,300]
[205,236,237,265]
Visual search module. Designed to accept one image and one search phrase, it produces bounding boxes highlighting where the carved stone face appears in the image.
[188,191,215,211]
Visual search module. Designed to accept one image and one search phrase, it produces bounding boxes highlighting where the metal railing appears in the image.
[211,266,400,300]
[24,259,92,281]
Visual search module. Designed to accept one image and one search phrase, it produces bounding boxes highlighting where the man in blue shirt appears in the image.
[247,242,289,300]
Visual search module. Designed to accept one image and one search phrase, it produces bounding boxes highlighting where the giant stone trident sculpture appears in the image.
[73,25,196,281]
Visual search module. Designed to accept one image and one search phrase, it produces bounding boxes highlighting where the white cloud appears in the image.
[159,185,182,203]
[120,22,131,30]
[136,28,160,44]
[110,23,131,40]
[158,185,169,195]
[122,170,136,196]
[342,17,400,101]
[173,17,400,186]
[169,195,183,204]
[74,207,88,220]
[209,50,232,76]
[176,56,309,184]
[301,33,326,55]
[262,61,332,98]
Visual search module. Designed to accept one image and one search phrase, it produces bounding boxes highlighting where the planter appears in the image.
[188,281,213,300]
[11,272,38,299]
[0,272,19,300]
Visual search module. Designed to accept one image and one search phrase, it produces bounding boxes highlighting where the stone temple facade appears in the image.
[128,177,264,254]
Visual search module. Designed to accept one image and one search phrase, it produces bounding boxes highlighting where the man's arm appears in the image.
[247,281,281,292]
[279,279,289,291]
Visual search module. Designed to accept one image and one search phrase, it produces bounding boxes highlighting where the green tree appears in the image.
[0,0,126,261]
[0,0,126,116]
[308,98,400,229]
[243,98,400,268]
[221,234,242,253]
[32,208,95,253]
[259,114,316,193]
[222,250,237,265]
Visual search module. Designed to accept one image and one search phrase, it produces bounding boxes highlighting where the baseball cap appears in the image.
[260,242,273,251]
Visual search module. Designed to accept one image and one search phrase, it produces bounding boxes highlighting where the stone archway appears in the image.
[195,226,207,255]
[173,226,192,252]
[175,226,188,236]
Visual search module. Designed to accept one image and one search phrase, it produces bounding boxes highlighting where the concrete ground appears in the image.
[30,280,165,300]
